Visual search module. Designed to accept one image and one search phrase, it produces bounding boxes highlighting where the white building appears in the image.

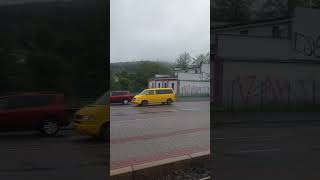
[148,63,210,96]
[212,7,320,107]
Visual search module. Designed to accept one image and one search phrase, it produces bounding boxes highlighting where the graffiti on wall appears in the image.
[226,75,316,107]
[293,32,320,58]
[180,85,210,96]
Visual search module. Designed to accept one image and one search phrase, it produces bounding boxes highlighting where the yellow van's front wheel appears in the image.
[141,100,148,106]
[100,123,109,141]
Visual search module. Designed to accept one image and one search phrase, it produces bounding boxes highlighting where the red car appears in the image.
[110,91,134,105]
[0,92,69,135]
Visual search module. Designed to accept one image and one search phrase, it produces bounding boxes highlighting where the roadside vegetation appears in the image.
[111,52,209,93]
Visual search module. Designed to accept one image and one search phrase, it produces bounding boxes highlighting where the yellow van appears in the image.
[132,88,176,106]
[74,92,109,141]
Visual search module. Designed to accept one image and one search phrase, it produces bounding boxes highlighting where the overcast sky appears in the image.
[111,0,210,63]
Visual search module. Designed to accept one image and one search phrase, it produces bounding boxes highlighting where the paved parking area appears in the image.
[0,130,108,180]
[110,101,210,170]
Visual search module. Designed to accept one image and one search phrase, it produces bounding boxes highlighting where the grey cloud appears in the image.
[111,0,210,62]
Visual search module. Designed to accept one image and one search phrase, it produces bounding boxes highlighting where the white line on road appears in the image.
[214,136,273,140]
[235,148,281,154]
[111,116,172,124]
[214,137,225,140]
[7,147,42,151]
[199,177,211,180]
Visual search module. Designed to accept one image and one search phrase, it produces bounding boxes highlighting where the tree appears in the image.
[110,61,174,92]
[175,52,192,70]
[192,53,210,67]
[205,52,210,62]
[212,0,254,22]
[254,0,288,19]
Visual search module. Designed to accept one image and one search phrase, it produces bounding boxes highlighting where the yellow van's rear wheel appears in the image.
[167,99,173,104]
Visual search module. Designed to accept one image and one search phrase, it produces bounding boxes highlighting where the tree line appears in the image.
[111,52,209,93]
[213,0,320,22]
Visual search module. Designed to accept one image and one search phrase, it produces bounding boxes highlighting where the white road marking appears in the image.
[111,116,173,124]
[214,137,225,140]
[235,148,281,153]
[214,136,273,140]
[7,147,41,151]
[199,177,211,180]
[180,108,201,111]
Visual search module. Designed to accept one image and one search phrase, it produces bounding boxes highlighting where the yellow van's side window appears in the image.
[147,90,155,95]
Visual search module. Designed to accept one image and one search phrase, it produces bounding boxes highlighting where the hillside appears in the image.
[110,61,175,92]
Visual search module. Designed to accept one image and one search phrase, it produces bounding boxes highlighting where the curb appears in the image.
[213,119,320,127]
[110,150,210,180]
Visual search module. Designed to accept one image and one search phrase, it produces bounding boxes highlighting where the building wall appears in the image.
[177,73,203,81]
[292,8,320,60]
[148,80,178,94]
[217,35,291,60]
[201,63,210,74]
[179,80,210,96]
[219,61,320,108]
[218,23,289,38]
[213,8,320,108]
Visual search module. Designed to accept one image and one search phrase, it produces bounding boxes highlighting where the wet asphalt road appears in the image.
[212,121,320,180]
[110,101,210,164]
[0,130,108,180]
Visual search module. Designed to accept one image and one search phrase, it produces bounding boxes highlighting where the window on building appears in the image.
[172,83,175,90]
[164,83,167,88]
[158,83,161,88]
[152,83,154,88]
[240,30,248,35]
[272,26,280,38]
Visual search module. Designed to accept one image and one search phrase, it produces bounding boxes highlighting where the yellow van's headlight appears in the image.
[79,115,96,121]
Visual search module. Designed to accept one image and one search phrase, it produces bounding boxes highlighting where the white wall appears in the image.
[149,81,155,88]
[179,81,210,96]
[220,24,289,38]
[201,64,210,74]
[177,73,202,81]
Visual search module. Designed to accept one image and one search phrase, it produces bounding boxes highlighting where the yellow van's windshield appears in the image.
[93,92,108,105]
[138,90,148,95]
